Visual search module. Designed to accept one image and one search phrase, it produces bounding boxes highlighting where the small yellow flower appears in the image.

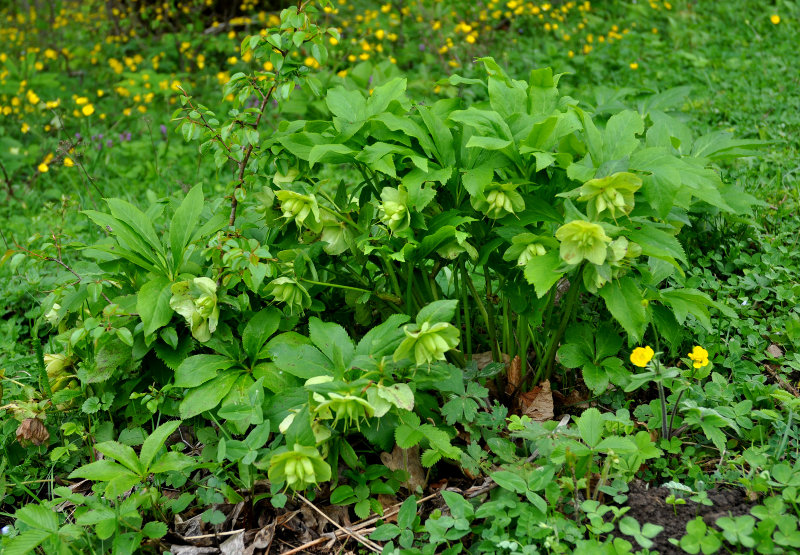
[630,346,654,368]
[770,14,780,24]
[26,90,40,104]
[75,96,88,105]
[63,157,74,167]
[38,162,49,173]
[629,62,639,70]
[687,346,709,368]
[82,104,95,116]
[21,122,30,133]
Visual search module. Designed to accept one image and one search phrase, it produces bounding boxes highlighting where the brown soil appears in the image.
[616,480,756,554]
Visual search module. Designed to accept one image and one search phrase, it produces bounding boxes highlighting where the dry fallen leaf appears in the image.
[219,531,245,555]
[519,380,554,422]
[380,445,426,492]
[767,344,784,358]
[506,355,522,396]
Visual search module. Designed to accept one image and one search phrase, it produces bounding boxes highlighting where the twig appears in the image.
[765,364,800,397]
[182,528,244,540]
[281,527,377,555]
[297,494,383,553]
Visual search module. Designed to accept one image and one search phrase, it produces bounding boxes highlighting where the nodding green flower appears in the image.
[555,220,612,266]
[393,321,460,365]
[169,277,219,342]
[379,186,411,232]
[275,189,321,232]
[320,215,354,256]
[578,172,642,220]
[312,392,375,430]
[472,182,525,219]
[44,303,61,326]
[268,444,332,491]
[266,277,311,314]
[503,233,550,267]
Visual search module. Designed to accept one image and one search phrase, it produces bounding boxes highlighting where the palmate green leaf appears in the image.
[3,529,53,555]
[105,472,142,498]
[174,354,237,388]
[68,459,135,482]
[83,211,163,273]
[557,343,592,369]
[366,77,408,117]
[417,105,455,167]
[627,222,686,266]
[169,184,204,270]
[524,250,565,298]
[490,470,527,493]
[308,317,355,365]
[577,407,604,448]
[140,420,182,471]
[582,362,609,394]
[106,198,166,260]
[242,308,281,363]
[598,277,647,343]
[373,112,435,156]
[179,371,241,419]
[602,110,644,163]
[270,343,333,379]
[15,503,59,531]
[149,451,194,474]
[137,276,174,337]
[416,300,459,325]
[308,143,355,167]
[95,441,143,475]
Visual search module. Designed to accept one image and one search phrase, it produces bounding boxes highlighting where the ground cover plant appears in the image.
[2,0,800,553]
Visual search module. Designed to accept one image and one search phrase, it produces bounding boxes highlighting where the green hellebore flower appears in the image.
[268,444,332,491]
[578,172,642,220]
[393,321,460,365]
[266,277,311,314]
[169,277,219,342]
[320,214,354,256]
[471,182,525,219]
[312,392,375,430]
[379,186,411,232]
[503,233,551,267]
[555,220,612,266]
[275,189,321,231]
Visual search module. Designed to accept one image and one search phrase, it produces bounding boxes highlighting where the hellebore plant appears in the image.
[268,443,332,491]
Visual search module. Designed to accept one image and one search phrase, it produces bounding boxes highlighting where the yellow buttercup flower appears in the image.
[82,104,95,116]
[629,62,639,70]
[38,162,49,173]
[63,157,74,167]
[688,346,709,368]
[630,346,654,367]
[770,14,781,24]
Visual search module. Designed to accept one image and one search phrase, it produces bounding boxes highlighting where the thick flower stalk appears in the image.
[268,444,332,491]
[578,172,642,220]
[379,186,411,232]
[169,277,219,342]
[555,220,612,265]
[393,321,460,365]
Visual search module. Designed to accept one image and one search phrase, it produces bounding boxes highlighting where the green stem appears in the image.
[536,265,583,382]
[297,277,401,304]
[464,265,493,357]
[461,260,472,360]
[379,254,403,301]
[484,266,501,361]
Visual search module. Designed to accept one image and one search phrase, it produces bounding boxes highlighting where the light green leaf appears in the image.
[149,451,194,474]
[416,300,459,325]
[140,420,182,471]
[169,184,204,269]
[242,308,281,363]
[95,441,143,475]
[137,277,173,336]
[524,250,565,298]
[577,407,604,448]
[490,470,527,493]
[68,459,134,482]
[598,277,647,343]
[174,355,237,388]
[179,371,241,419]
